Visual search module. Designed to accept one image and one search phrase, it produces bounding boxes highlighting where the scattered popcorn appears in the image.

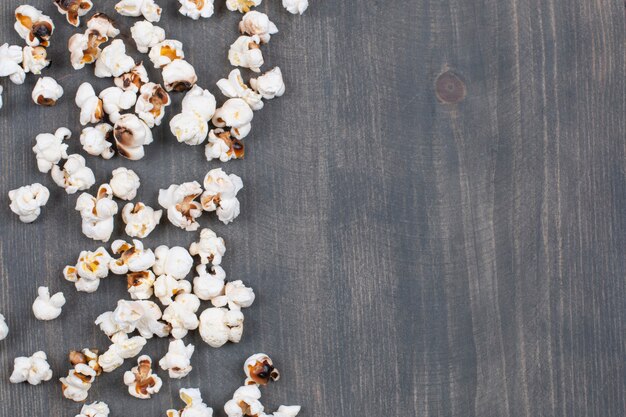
[224,385,264,417]
[198,307,244,348]
[99,86,137,123]
[217,69,263,111]
[122,202,162,238]
[205,129,245,162]
[228,35,263,73]
[212,280,255,310]
[190,228,226,265]
[127,271,156,300]
[135,82,170,127]
[22,46,50,74]
[14,5,54,47]
[98,332,147,372]
[63,247,112,293]
[178,0,214,19]
[75,82,104,126]
[95,40,136,78]
[9,351,53,385]
[0,43,26,85]
[162,60,198,92]
[265,406,302,417]
[282,0,308,15]
[243,353,279,386]
[32,286,66,321]
[76,402,110,417]
[113,114,154,160]
[153,245,194,279]
[0,314,8,341]
[69,349,101,376]
[226,0,261,13]
[163,293,200,339]
[80,124,115,159]
[159,339,194,379]
[95,299,170,339]
[193,264,225,301]
[124,355,162,399]
[212,98,253,139]
[116,0,162,23]
[154,274,191,305]
[131,21,165,54]
[110,167,141,201]
[148,40,184,68]
[8,183,49,223]
[75,184,119,242]
[109,239,155,274]
[53,0,93,26]
[239,11,278,44]
[250,67,285,100]
[51,154,96,194]
[32,127,70,173]
[32,76,63,106]
[60,363,96,402]
[201,168,243,224]
[68,32,102,70]
[166,388,213,417]
[169,85,216,145]
[87,13,120,38]
[115,62,150,93]
[158,183,204,231]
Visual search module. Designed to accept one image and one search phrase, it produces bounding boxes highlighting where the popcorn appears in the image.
[158,183,204,231]
[239,11,278,44]
[14,5,54,47]
[169,85,216,146]
[22,46,50,74]
[159,339,194,379]
[163,293,200,339]
[224,385,264,417]
[124,355,162,399]
[95,300,169,339]
[75,184,119,242]
[80,124,115,159]
[75,82,104,126]
[60,363,96,402]
[205,129,245,162]
[201,168,243,224]
[69,349,101,376]
[115,62,149,93]
[250,66,285,100]
[192,264,225,301]
[135,82,170,127]
[198,307,244,347]
[154,274,191,305]
[87,13,120,38]
[32,76,63,106]
[0,43,26,85]
[282,0,308,15]
[131,21,165,54]
[122,202,162,238]
[190,228,226,265]
[63,247,112,293]
[8,183,50,223]
[95,40,136,78]
[162,60,198,92]
[127,271,156,300]
[10,351,53,385]
[226,0,262,13]
[32,286,66,321]
[243,353,279,386]
[228,35,263,73]
[178,0,214,19]
[99,86,137,123]
[212,280,255,311]
[113,114,154,160]
[217,69,263,111]
[166,388,214,417]
[109,239,155,274]
[116,0,162,23]
[76,402,110,417]
[265,406,302,417]
[148,40,184,68]
[110,167,141,200]
[153,246,194,279]
[51,154,96,194]
[53,0,93,26]
[0,314,8,341]
[32,127,70,173]
[98,332,147,372]
[68,33,102,70]
[212,98,253,139]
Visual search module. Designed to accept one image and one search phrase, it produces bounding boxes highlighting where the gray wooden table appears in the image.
[1,0,625,416]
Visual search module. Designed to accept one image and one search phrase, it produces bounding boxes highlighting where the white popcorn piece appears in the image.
[135,82,170,127]
[32,286,66,321]
[193,264,225,301]
[282,0,308,15]
[131,21,165,54]
[96,300,169,339]
[205,129,245,162]
[0,43,26,85]
[63,247,112,293]
[166,388,214,417]
[153,246,194,279]
[158,183,204,231]
[76,401,110,417]
[148,40,184,68]
[124,355,162,399]
[127,271,156,300]
[95,40,136,78]
[75,184,119,242]
[169,85,216,146]
[162,60,198,92]
[201,168,243,224]
[109,239,155,275]
[115,62,150,93]
[10,351,53,385]
[163,293,200,339]
[212,280,255,311]
[190,228,226,265]
[113,114,154,160]
[224,385,264,417]
[99,86,137,123]
[198,307,244,348]
[179,0,214,19]
[53,0,93,26]
[60,363,96,402]
[239,11,277,44]
[243,353,280,386]
[32,77,63,106]
[110,167,141,201]
[265,406,302,417]
[116,0,162,23]
[154,274,191,306]
[76,82,104,126]
[0,314,8,341]
[159,339,194,379]
[212,98,253,139]
[250,67,285,100]
[98,332,147,372]
[8,183,50,223]
[217,69,263,111]
[122,202,162,238]
[23,46,50,74]
[226,0,261,13]
[228,35,263,73]
[80,124,115,159]
[14,5,54,47]
[32,127,71,173]
[51,154,96,194]
[69,348,101,375]
[87,13,120,38]
[68,33,100,71]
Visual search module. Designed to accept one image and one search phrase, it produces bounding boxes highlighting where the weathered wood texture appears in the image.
[0,0,625,416]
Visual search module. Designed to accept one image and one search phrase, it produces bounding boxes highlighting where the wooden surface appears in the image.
[0,0,625,416]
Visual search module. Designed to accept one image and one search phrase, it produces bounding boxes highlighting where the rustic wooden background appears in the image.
[1,0,625,416]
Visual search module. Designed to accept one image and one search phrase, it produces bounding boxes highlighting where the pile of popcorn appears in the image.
[2,0,308,415]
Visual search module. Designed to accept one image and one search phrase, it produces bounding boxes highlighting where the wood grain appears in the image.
[0,0,625,416]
